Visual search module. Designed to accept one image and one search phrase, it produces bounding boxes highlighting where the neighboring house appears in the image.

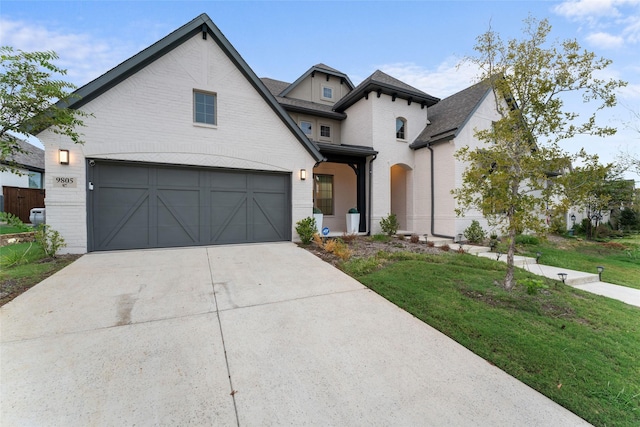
[36,13,502,254]
[0,136,45,222]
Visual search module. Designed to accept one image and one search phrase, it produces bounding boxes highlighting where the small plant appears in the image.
[0,212,31,233]
[295,217,317,245]
[371,234,391,243]
[440,243,450,252]
[348,207,358,213]
[341,232,358,243]
[426,240,435,248]
[34,224,66,258]
[521,278,548,295]
[380,213,399,236]
[464,220,487,244]
[313,207,322,214]
[409,234,420,244]
[489,233,500,251]
[319,237,352,260]
[515,234,540,245]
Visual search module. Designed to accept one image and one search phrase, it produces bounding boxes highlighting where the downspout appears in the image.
[367,154,377,235]
[427,144,454,239]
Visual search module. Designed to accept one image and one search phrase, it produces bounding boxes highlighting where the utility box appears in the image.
[29,208,46,226]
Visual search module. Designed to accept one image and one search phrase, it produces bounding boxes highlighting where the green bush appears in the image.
[380,213,399,236]
[515,234,540,245]
[0,212,31,232]
[295,217,317,245]
[34,224,66,258]
[463,220,487,243]
[313,206,322,214]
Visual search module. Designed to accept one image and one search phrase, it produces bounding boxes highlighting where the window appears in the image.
[300,121,312,136]
[194,91,216,125]
[321,85,334,101]
[320,125,331,139]
[314,174,334,215]
[28,171,42,189]
[396,117,406,140]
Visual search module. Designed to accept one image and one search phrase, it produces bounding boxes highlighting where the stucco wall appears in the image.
[39,33,315,253]
[313,162,357,232]
[287,71,350,105]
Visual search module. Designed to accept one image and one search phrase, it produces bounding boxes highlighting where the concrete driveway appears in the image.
[1,243,590,426]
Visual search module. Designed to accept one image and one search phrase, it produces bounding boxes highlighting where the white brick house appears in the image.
[37,13,502,253]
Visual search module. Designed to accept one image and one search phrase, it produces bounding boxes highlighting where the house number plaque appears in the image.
[53,176,77,188]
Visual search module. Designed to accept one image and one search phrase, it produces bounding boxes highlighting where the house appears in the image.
[36,13,501,254]
[0,136,45,223]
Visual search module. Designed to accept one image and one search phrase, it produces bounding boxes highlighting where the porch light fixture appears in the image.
[570,214,576,225]
[558,272,567,284]
[597,266,604,281]
[300,169,307,180]
[59,149,69,165]
[536,252,542,264]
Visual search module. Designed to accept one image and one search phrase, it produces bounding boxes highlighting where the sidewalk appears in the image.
[476,251,640,308]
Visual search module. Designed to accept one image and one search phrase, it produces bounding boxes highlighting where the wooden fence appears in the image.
[2,186,45,223]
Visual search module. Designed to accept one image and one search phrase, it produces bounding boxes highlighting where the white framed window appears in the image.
[300,121,313,136]
[321,85,334,101]
[320,124,331,140]
[396,117,406,140]
[194,91,216,125]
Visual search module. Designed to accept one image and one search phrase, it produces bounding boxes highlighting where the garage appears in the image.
[88,161,291,251]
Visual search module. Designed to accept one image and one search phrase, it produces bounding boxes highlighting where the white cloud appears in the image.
[0,18,139,87]
[553,0,640,48]
[586,31,625,48]
[376,58,480,99]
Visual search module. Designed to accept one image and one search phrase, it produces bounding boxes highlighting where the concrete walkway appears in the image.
[1,243,590,426]
[476,251,640,308]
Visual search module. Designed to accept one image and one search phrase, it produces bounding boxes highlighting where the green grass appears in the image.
[342,251,640,427]
[513,236,640,289]
[0,224,31,235]
[0,242,78,306]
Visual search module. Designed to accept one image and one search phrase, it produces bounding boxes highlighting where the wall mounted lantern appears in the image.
[59,149,69,165]
[300,169,307,180]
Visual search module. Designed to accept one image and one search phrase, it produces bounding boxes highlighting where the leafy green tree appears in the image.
[1,46,89,172]
[453,16,626,290]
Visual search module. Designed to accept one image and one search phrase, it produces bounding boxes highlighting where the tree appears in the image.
[0,46,89,172]
[453,16,626,290]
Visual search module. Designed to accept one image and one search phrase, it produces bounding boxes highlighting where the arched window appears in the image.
[396,117,406,140]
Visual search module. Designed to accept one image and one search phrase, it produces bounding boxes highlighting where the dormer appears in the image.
[280,64,354,105]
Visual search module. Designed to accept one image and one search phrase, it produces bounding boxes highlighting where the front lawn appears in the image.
[342,251,640,427]
[515,236,640,289]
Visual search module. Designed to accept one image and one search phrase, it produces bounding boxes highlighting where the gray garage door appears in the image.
[88,161,291,251]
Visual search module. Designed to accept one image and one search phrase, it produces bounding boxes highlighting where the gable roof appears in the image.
[39,13,324,162]
[261,78,347,120]
[333,70,440,112]
[410,79,492,149]
[1,136,45,171]
[279,64,355,98]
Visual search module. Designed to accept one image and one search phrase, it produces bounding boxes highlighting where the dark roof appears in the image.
[315,142,378,158]
[261,78,347,120]
[333,70,440,112]
[38,13,324,162]
[1,136,45,171]
[410,80,492,149]
[279,64,355,98]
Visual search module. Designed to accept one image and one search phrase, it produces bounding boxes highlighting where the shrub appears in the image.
[463,220,486,244]
[348,207,358,213]
[341,232,358,243]
[295,217,317,245]
[409,234,420,244]
[34,224,66,258]
[521,278,548,295]
[427,240,435,248]
[380,213,399,236]
[619,208,639,230]
[440,244,450,252]
[515,234,540,245]
[313,207,322,214]
[0,212,31,232]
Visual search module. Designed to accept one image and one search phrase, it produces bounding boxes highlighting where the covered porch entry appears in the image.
[313,143,377,235]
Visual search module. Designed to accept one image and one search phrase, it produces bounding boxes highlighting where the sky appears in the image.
[2,0,640,182]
